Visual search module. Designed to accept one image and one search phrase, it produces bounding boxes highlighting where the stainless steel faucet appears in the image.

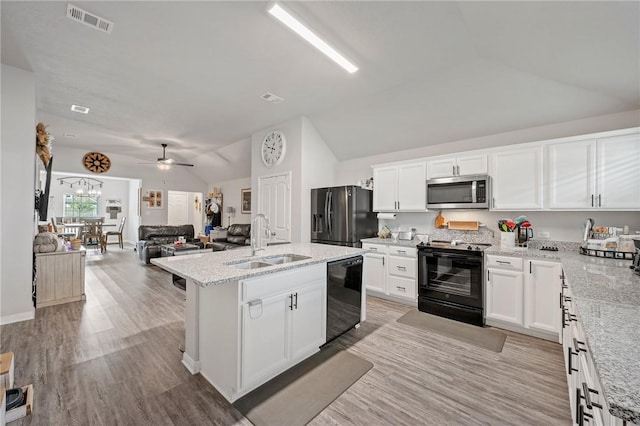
[251,213,271,256]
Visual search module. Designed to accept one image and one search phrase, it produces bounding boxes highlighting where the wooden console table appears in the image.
[35,248,86,308]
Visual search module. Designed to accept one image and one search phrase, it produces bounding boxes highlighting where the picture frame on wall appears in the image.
[241,188,251,214]
[143,189,163,209]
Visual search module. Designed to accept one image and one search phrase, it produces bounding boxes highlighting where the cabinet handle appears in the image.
[396,286,406,291]
[581,383,602,410]
[396,266,407,271]
[598,194,601,207]
[564,296,572,302]
[496,260,511,265]
[382,257,385,266]
[578,401,593,426]
[492,197,496,208]
[452,165,456,175]
[370,247,377,251]
[397,201,400,210]
[562,306,566,329]
[288,294,293,311]
[487,270,490,281]
[397,250,406,254]
[457,165,460,175]
[294,292,298,309]
[591,194,594,207]
[529,262,532,274]
[573,338,587,353]
[568,347,579,375]
[559,292,562,309]
[559,273,565,280]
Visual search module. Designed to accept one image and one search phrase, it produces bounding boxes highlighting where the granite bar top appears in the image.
[486,243,640,423]
[151,242,366,288]
[361,237,422,248]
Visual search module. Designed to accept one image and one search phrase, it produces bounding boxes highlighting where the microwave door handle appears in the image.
[471,181,477,203]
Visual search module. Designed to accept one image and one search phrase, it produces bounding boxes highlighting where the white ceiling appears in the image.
[2,1,639,183]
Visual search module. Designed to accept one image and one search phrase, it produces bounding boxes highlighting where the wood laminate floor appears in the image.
[1,247,571,425]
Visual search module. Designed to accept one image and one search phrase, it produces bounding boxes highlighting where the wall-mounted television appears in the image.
[37,156,53,222]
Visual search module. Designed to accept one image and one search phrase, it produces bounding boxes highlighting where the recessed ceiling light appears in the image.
[268,3,358,74]
[71,104,90,114]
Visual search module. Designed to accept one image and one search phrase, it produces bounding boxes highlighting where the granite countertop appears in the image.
[486,244,640,423]
[361,237,422,248]
[151,242,366,288]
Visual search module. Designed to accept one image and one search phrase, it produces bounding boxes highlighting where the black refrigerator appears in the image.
[311,186,378,247]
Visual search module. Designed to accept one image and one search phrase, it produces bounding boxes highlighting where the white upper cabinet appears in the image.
[373,162,426,211]
[427,153,487,179]
[596,133,640,209]
[490,145,544,210]
[547,139,595,209]
[547,131,640,210]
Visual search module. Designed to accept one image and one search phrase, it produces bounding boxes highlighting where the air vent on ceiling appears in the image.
[66,3,114,34]
[260,92,284,104]
[71,104,90,114]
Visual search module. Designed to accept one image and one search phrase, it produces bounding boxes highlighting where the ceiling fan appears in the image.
[141,143,194,169]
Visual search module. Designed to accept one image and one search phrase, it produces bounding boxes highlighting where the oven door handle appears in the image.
[424,252,479,260]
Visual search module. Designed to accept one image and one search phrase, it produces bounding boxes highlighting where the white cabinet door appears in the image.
[363,253,386,293]
[241,294,289,388]
[525,260,562,335]
[373,166,398,211]
[486,268,524,325]
[547,139,596,209]
[456,154,487,176]
[290,282,325,362]
[397,162,426,211]
[427,157,457,179]
[596,133,640,209]
[490,146,543,210]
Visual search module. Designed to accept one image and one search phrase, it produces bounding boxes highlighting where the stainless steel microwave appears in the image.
[426,174,490,209]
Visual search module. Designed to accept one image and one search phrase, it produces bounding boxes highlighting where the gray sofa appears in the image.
[210,224,251,251]
[136,224,202,264]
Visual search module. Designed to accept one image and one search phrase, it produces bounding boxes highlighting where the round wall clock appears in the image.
[261,130,286,167]
[82,152,111,173]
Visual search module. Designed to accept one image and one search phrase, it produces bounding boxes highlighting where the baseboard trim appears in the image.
[367,291,418,307]
[1,309,35,325]
[486,318,560,343]
[182,352,201,374]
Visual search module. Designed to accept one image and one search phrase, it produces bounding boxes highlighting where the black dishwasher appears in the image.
[326,256,363,344]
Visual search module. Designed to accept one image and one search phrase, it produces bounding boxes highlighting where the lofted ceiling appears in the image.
[2,1,638,183]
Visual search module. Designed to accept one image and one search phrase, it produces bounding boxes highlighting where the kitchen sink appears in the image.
[262,254,312,264]
[231,261,273,270]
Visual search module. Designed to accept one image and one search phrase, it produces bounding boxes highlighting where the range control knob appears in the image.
[467,245,473,250]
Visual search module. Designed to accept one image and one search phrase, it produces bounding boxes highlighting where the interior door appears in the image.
[258,173,291,243]
[167,191,188,225]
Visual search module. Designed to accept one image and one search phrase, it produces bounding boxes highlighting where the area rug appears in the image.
[397,310,506,353]
[233,345,373,426]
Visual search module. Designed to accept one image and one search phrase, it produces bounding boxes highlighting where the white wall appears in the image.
[210,177,252,227]
[51,145,208,225]
[335,109,640,186]
[187,192,204,236]
[1,64,36,324]
[300,116,338,242]
[251,118,303,241]
[127,180,141,244]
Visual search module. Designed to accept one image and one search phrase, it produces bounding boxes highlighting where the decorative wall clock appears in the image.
[83,152,111,173]
[261,130,286,167]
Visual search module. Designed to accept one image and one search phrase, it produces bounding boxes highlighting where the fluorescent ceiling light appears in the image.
[268,3,358,74]
[71,104,90,114]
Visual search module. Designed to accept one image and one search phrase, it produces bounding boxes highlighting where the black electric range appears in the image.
[417,240,491,326]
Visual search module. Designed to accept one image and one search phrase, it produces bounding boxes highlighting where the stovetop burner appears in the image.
[417,240,492,252]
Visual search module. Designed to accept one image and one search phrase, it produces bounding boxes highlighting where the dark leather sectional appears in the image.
[209,224,251,251]
[136,224,202,264]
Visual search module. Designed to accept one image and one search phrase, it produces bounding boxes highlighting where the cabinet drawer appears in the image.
[362,243,386,254]
[387,276,416,299]
[388,245,417,257]
[388,256,416,278]
[486,255,523,271]
[242,263,325,302]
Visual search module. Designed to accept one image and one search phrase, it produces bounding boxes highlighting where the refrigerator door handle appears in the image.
[328,191,333,236]
[325,191,330,236]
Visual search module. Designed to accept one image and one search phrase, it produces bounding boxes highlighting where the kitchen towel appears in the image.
[376,213,397,220]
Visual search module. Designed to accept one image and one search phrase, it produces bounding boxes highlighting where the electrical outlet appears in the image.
[538,231,550,239]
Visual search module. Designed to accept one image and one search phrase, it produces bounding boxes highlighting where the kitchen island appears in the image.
[486,244,640,424]
[151,243,366,402]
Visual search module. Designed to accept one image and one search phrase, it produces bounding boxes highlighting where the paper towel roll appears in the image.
[377,213,397,220]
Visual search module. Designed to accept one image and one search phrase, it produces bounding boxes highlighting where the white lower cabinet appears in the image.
[485,255,561,341]
[363,243,417,303]
[525,259,562,335]
[486,267,524,325]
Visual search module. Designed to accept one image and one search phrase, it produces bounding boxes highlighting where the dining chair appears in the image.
[51,217,77,240]
[83,222,105,252]
[104,217,126,249]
